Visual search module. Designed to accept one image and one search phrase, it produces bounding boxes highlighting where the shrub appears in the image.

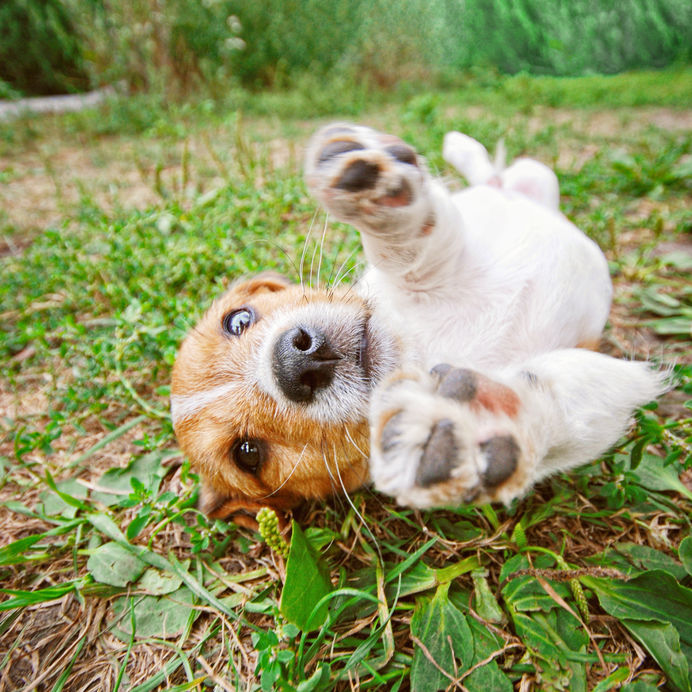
[0,0,90,96]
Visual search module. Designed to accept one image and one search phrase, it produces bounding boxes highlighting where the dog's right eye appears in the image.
[231,439,264,474]
[223,308,255,336]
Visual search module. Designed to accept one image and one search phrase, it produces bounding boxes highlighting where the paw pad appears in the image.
[480,435,519,487]
[432,364,477,402]
[416,419,458,487]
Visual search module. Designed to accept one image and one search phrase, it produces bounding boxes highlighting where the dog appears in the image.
[170,123,665,519]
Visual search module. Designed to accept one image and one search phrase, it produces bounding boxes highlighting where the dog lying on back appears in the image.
[171,124,664,519]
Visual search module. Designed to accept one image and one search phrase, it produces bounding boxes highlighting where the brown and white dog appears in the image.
[171,124,665,519]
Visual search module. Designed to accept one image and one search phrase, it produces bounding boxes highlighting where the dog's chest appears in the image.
[365,283,527,372]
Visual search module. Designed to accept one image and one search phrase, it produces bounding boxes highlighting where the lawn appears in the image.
[1,71,691,691]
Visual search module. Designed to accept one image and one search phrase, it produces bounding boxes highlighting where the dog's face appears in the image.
[171,274,399,518]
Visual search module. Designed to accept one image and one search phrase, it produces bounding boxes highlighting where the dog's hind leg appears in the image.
[443,131,560,211]
[442,131,497,186]
[369,350,666,508]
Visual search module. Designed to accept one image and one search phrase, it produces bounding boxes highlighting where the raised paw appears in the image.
[369,365,532,508]
[304,123,434,234]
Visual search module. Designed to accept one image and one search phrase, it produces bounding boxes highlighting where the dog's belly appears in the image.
[359,185,612,371]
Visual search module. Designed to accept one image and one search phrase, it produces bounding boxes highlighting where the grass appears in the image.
[1,70,691,690]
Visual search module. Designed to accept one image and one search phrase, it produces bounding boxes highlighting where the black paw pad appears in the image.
[380,412,404,454]
[335,160,380,191]
[480,435,519,487]
[318,139,365,163]
[432,365,477,403]
[416,419,458,487]
[385,143,418,166]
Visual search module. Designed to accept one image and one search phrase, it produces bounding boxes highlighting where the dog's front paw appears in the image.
[305,124,433,234]
[370,365,532,508]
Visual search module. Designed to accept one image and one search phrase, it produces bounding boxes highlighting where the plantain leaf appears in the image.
[630,454,692,501]
[472,569,506,624]
[110,587,197,641]
[464,615,513,692]
[280,521,332,631]
[38,477,88,518]
[583,570,692,692]
[510,609,587,691]
[410,582,474,692]
[389,555,480,600]
[586,542,688,580]
[501,553,572,613]
[623,619,690,692]
[680,537,692,577]
[87,541,146,587]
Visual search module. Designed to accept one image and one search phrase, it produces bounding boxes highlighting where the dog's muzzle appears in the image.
[272,326,341,403]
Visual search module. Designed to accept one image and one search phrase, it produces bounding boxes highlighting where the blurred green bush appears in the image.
[0,0,90,95]
[1,0,690,98]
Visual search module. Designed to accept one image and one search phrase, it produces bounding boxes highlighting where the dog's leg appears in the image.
[443,131,560,211]
[305,124,470,292]
[369,350,666,508]
[441,131,497,186]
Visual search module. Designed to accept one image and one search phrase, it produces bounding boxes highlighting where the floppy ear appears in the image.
[198,480,295,529]
[233,272,291,297]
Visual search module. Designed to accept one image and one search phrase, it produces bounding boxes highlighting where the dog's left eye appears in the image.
[231,439,264,473]
[223,308,255,336]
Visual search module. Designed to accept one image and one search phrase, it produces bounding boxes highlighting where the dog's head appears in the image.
[171,273,398,519]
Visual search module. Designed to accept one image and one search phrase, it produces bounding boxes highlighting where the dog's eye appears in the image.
[223,308,255,336]
[232,439,264,473]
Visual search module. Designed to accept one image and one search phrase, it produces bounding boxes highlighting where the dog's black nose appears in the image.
[273,326,341,402]
[335,160,379,191]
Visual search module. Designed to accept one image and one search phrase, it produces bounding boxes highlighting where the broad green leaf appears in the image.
[464,616,513,692]
[582,570,692,644]
[429,517,483,542]
[647,316,692,336]
[510,609,586,691]
[388,555,480,600]
[587,542,688,580]
[139,567,184,595]
[680,536,692,577]
[621,681,665,692]
[501,554,572,613]
[87,542,146,587]
[630,454,692,501]
[584,571,692,692]
[42,471,90,512]
[410,582,474,692]
[296,663,331,692]
[280,521,332,631]
[110,587,197,640]
[623,619,690,692]
[86,513,238,619]
[592,667,630,692]
[472,569,505,624]
[92,450,172,506]
[37,478,88,518]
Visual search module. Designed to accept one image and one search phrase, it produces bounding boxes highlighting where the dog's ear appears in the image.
[198,481,295,529]
[233,272,291,297]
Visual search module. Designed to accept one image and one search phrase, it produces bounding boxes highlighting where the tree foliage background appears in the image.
[1,0,691,98]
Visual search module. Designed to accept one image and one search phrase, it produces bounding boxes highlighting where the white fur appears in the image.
[298,124,667,508]
[171,382,239,424]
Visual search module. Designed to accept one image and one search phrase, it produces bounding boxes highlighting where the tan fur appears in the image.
[171,275,370,516]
